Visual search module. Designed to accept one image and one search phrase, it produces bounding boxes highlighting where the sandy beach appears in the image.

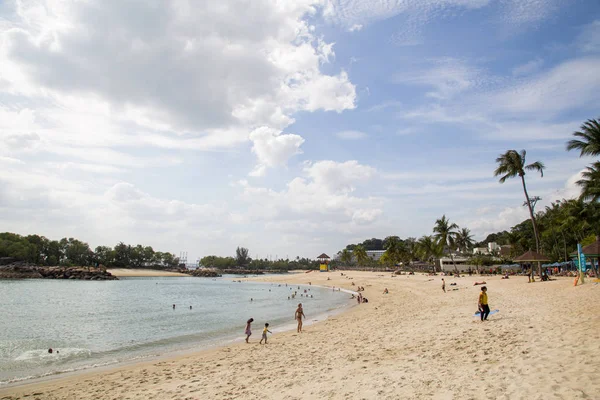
[1,271,599,399]
[107,269,189,277]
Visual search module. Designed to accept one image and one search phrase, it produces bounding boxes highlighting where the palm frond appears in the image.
[525,161,545,177]
[566,118,600,157]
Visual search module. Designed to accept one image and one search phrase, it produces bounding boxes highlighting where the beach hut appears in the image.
[569,238,600,277]
[317,253,330,272]
[514,250,550,280]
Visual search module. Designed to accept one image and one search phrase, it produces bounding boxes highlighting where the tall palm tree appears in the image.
[383,236,402,266]
[417,235,443,273]
[352,245,369,267]
[433,215,459,272]
[494,149,544,278]
[566,118,600,156]
[577,162,600,203]
[339,249,352,266]
[455,227,474,254]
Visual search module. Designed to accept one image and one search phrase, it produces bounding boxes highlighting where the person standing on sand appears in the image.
[478,286,490,321]
[259,323,272,344]
[295,303,306,333]
[245,318,254,343]
[442,278,446,293]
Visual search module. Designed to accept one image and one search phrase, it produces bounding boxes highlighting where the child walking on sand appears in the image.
[245,318,254,343]
[259,323,272,344]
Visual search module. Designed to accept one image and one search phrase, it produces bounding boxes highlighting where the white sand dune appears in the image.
[1,271,598,399]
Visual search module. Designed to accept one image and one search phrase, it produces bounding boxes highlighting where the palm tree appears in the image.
[577,162,600,203]
[566,118,600,156]
[382,236,402,266]
[417,235,443,273]
[339,249,353,266]
[352,245,369,267]
[433,215,459,272]
[455,228,474,254]
[494,149,544,278]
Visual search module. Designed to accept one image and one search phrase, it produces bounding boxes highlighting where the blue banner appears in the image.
[577,244,587,272]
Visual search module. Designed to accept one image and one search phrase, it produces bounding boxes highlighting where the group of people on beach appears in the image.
[245,318,272,344]
[244,303,306,344]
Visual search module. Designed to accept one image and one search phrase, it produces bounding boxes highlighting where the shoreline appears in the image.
[0,276,354,390]
[1,271,599,399]
[106,268,189,277]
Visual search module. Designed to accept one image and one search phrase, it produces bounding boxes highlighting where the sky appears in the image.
[1,0,599,262]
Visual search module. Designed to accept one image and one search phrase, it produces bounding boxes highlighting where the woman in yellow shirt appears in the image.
[478,286,490,321]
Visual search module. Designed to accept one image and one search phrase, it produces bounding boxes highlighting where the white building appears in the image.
[488,242,500,253]
[439,256,471,272]
[366,250,385,261]
[473,242,501,255]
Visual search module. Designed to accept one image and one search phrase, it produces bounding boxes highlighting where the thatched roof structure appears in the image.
[317,253,330,259]
[569,238,600,258]
[514,250,550,263]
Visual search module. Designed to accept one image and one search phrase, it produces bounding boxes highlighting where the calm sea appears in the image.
[0,275,351,385]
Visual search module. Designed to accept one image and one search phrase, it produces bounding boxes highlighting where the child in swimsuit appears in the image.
[259,323,272,344]
[245,318,254,343]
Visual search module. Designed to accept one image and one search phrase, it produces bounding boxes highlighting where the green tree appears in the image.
[339,249,352,266]
[235,247,250,267]
[416,235,443,272]
[60,238,92,266]
[382,236,403,266]
[566,118,600,156]
[113,242,131,267]
[577,162,600,203]
[455,228,474,254]
[433,215,459,272]
[352,245,369,267]
[94,246,115,266]
[494,149,545,277]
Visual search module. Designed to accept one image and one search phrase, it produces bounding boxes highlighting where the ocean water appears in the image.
[0,275,351,385]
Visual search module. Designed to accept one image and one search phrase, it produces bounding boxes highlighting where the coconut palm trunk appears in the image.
[520,174,542,278]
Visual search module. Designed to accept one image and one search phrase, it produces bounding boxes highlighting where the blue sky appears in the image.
[0,0,599,261]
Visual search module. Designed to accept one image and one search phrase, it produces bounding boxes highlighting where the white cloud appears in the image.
[249,126,305,176]
[512,58,544,76]
[304,160,377,193]
[335,130,368,140]
[498,0,563,27]
[0,0,356,161]
[240,160,383,230]
[323,0,489,30]
[349,24,363,32]
[393,58,485,100]
[483,121,580,141]
[578,20,600,53]
[481,57,600,116]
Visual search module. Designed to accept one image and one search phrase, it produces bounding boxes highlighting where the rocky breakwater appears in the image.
[0,262,119,280]
[222,269,265,275]
[187,269,222,277]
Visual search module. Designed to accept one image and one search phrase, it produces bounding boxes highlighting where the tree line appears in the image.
[199,247,320,270]
[0,232,180,269]
[336,217,476,270]
[338,117,600,277]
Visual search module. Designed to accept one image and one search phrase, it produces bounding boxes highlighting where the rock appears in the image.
[0,263,119,280]
[186,269,222,278]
